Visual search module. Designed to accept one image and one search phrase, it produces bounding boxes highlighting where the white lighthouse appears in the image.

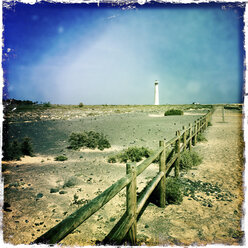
[154,80,159,105]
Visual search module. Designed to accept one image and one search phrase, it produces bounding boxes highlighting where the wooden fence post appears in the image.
[159,140,166,208]
[199,118,202,133]
[205,115,208,129]
[183,126,186,151]
[193,121,197,146]
[196,120,199,142]
[189,123,192,151]
[126,163,137,245]
[175,131,180,178]
[222,106,225,122]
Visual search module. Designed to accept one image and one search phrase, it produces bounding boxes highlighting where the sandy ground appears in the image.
[2,106,244,246]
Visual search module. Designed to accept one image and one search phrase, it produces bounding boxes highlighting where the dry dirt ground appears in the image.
[1,106,244,246]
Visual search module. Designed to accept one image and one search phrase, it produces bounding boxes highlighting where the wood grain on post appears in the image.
[183,126,186,151]
[175,131,180,178]
[126,163,137,245]
[189,123,192,151]
[193,121,196,146]
[158,140,166,208]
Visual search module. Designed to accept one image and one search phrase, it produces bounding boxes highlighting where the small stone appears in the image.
[36,193,43,199]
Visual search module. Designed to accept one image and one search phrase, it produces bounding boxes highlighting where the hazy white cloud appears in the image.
[186,82,201,94]
[4,4,244,104]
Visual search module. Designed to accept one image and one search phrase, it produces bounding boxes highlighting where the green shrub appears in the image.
[63,177,77,188]
[7,140,22,161]
[166,177,183,204]
[164,109,183,116]
[68,131,111,150]
[43,102,51,107]
[179,150,202,171]
[191,151,202,167]
[108,147,151,163]
[50,188,59,193]
[55,155,68,161]
[71,194,87,205]
[108,156,117,163]
[3,137,34,161]
[21,137,34,156]
[197,133,207,142]
[208,122,212,126]
[78,102,84,107]
[59,190,67,194]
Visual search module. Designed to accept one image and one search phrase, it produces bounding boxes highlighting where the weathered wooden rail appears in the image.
[32,109,213,245]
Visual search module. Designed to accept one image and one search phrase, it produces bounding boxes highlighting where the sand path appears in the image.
[137,107,244,245]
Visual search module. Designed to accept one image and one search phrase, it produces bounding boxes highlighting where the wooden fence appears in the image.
[32,109,213,245]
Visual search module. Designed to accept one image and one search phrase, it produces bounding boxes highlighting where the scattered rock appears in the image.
[36,193,43,200]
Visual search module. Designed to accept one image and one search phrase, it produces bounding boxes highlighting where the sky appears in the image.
[2,2,245,105]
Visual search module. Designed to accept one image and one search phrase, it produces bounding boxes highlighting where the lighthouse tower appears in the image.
[154,80,159,105]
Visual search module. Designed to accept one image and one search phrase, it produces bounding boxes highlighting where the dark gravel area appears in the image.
[6,112,203,155]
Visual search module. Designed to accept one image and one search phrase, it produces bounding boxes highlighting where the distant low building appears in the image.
[192,102,200,105]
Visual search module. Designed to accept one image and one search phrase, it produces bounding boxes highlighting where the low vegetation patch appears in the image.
[50,188,60,193]
[108,147,151,163]
[71,194,88,206]
[21,137,34,156]
[197,133,207,142]
[164,109,183,116]
[43,102,52,108]
[63,177,78,188]
[108,156,117,163]
[68,131,111,150]
[179,150,202,171]
[59,190,67,194]
[54,155,68,161]
[78,102,84,107]
[165,177,183,204]
[3,137,34,161]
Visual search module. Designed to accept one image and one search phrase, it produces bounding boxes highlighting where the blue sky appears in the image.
[3,2,245,104]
